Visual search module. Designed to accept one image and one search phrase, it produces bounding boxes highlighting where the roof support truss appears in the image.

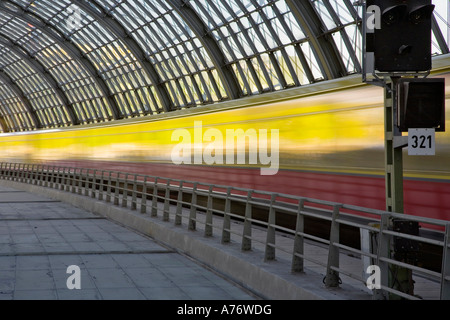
[77,0,174,112]
[167,0,242,100]
[0,35,79,126]
[0,70,40,130]
[286,0,347,80]
[0,0,122,121]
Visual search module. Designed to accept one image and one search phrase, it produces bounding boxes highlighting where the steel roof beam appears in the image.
[322,0,362,73]
[76,0,174,112]
[0,114,10,133]
[432,15,450,55]
[0,35,79,126]
[0,0,122,121]
[286,0,347,80]
[167,0,242,100]
[0,70,40,130]
[343,0,363,32]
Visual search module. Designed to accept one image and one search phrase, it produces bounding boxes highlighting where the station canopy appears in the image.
[0,0,448,132]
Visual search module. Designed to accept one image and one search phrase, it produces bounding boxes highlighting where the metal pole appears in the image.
[384,76,413,298]
[384,76,404,213]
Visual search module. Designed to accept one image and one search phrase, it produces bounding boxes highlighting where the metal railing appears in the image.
[0,162,449,300]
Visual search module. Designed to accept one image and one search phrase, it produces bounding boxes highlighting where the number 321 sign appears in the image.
[408,128,436,156]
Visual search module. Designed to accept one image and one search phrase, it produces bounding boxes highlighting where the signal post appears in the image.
[362,0,446,299]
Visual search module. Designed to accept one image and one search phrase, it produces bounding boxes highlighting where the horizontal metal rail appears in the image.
[1,162,449,300]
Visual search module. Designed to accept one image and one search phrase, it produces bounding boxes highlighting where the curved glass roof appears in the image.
[0,0,448,132]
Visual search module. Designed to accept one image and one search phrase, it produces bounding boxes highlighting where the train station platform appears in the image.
[0,176,443,301]
[0,185,258,300]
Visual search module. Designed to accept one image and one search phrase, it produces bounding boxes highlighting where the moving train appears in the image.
[0,70,449,223]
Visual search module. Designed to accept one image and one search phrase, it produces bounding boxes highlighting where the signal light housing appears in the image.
[382,5,407,26]
[366,0,435,73]
[397,78,446,132]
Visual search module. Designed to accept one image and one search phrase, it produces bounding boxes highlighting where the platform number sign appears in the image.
[408,129,435,156]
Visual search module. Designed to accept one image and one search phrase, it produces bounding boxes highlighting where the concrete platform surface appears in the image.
[0,180,442,301]
[0,186,257,300]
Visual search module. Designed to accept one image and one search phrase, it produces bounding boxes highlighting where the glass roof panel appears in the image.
[0,0,446,132]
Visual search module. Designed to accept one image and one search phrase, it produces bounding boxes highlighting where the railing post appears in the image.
[59,166,64,190]
[10,163,15,181]
[205,186,214,237]
[43,165,49,187]
[61,167,67,190]
[98,171,104,200]
[140,176,148,214]
[441,223,450,299]
[1,163,5,180]
[265,194,277,261]
[221,187,232,244]
[12,163,18,181]
[30,164,35,184]
[19,163,23,181]
[374,213,391,300]
[38,165,44,187]
[48,165,54,188]
[0,162,4,179]
[17,163,22,181]
[122,173,128,207]
[175,181,184,225]
[8,163,13,181]
[131,174,137,210]
[13,163,18,181]
[55,166,60,189]
[23,164,28,182]
[163,179,171,221]
[292,199,306,273]
[106,171,112,203]
[18,164,23,183]
[16,163,21,181]
[84,169,90,197]
[18,164,24,182]
[77,168,83,195]
[189,183,198,231]
[51,166,55,187]
[15,163,20,181]
[32,164,37,185]
[65,168,71,192]
[241,190,253,251]
[33,164,39,186]
[91,170,97,198]
[114,173,120,206]
[325,204,342,288]
[151,178,159,217]
[23,164,28,183]
[71,168,77,193]
[22,164,28,183]
[22,164,27,182]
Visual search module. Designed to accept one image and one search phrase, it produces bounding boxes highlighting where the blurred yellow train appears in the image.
[0,70,449,222]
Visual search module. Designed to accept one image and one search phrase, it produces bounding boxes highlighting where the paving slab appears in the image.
[0,181,442,300]
[0,186,257,300]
